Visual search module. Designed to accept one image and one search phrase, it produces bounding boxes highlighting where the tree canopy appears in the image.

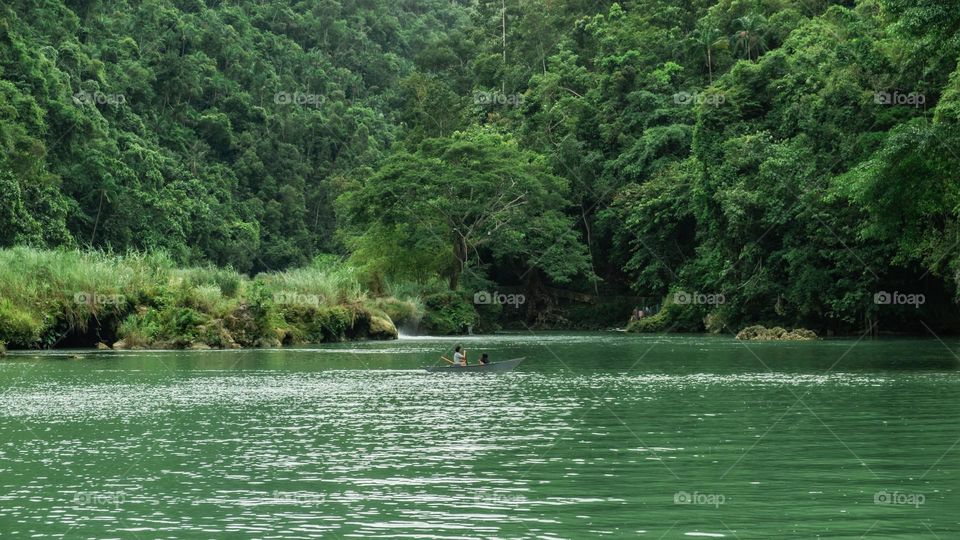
[2,0,959,333]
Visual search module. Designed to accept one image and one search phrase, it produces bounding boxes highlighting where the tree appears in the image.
[692,23,726,83]
[338,127,590,289]
[733,14,767,62]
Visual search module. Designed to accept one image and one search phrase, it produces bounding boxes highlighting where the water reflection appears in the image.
[0,333,957,538]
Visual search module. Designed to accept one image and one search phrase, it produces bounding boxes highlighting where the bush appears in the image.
[369,297,422,327]
[0,298,44,347]
[315,305,353,341]
[419,292,478,335]
[117,305,211,346]
[626,296,704,333]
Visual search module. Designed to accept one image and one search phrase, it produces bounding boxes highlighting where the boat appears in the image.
[423,357,525,373]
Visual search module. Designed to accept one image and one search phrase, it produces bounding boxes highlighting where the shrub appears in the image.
[419,292,478,335]
[369,297,422,327]
[0,298,44,347]
[627,296,704,333]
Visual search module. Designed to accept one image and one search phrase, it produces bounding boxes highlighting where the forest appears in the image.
[1,0,959,349]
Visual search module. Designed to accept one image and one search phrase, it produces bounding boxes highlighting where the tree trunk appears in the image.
[501,0,507,94]
[449,235,467,290]
[707,47,713,83]
[581,203,599,295]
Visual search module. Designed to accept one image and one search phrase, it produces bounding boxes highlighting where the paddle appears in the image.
[439,356,455,364]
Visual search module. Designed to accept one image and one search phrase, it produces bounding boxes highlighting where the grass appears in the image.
[0,247,415,349]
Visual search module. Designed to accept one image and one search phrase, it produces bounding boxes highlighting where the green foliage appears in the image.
[626,296,705,333]
[419,291,478,335]
[368,297,423,328]
[2,0,960,335]
[0,298,44,347]
[0,0,468,272]
[338,126,591,290]
[0,247,403,348]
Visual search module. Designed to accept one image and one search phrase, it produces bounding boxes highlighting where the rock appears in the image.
[225,304,259,347]
[703,312,725,334]
[736,325,817,341]
[96,342,110,350]
[188,342,211,350]
[112,339,129,350]
[783,328,818,340]
[254,337,281,348]
[735,325,764,340]
[368,315,399,340]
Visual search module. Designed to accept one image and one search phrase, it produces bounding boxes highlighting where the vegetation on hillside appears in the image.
[2,0,959,344]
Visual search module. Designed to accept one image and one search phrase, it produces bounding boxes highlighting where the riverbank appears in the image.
[0,248,422,351]
[2,248,948,352]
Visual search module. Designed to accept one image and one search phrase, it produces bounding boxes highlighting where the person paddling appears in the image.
[453,345,466,366]
[479,353,490,365]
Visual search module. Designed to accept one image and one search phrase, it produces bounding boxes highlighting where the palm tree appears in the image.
[733,14,767,62]
[693,24,727,83]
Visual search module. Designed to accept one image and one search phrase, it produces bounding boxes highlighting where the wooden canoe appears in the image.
[424,357,525,373]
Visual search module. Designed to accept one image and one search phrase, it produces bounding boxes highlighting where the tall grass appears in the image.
[257,264,364,305]
[0,247,406,349]
[0,247,173,344]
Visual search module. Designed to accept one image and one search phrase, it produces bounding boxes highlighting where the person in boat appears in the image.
[479,353,490,365]
[453,345,466,366]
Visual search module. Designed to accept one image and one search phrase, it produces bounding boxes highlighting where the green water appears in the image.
[1,333,958,538]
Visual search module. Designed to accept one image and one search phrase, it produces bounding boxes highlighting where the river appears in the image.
[1,333,958,538]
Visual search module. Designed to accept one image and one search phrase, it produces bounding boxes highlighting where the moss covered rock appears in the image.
[223,304,262,346]
[736,325,817,341]
[783,328,818,340]
[254,337,281,348]
[368,315,398,339]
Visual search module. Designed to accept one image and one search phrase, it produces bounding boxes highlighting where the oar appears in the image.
[439,356,455,364]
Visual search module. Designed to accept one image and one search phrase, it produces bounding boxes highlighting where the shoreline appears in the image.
[3,329,951,357]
